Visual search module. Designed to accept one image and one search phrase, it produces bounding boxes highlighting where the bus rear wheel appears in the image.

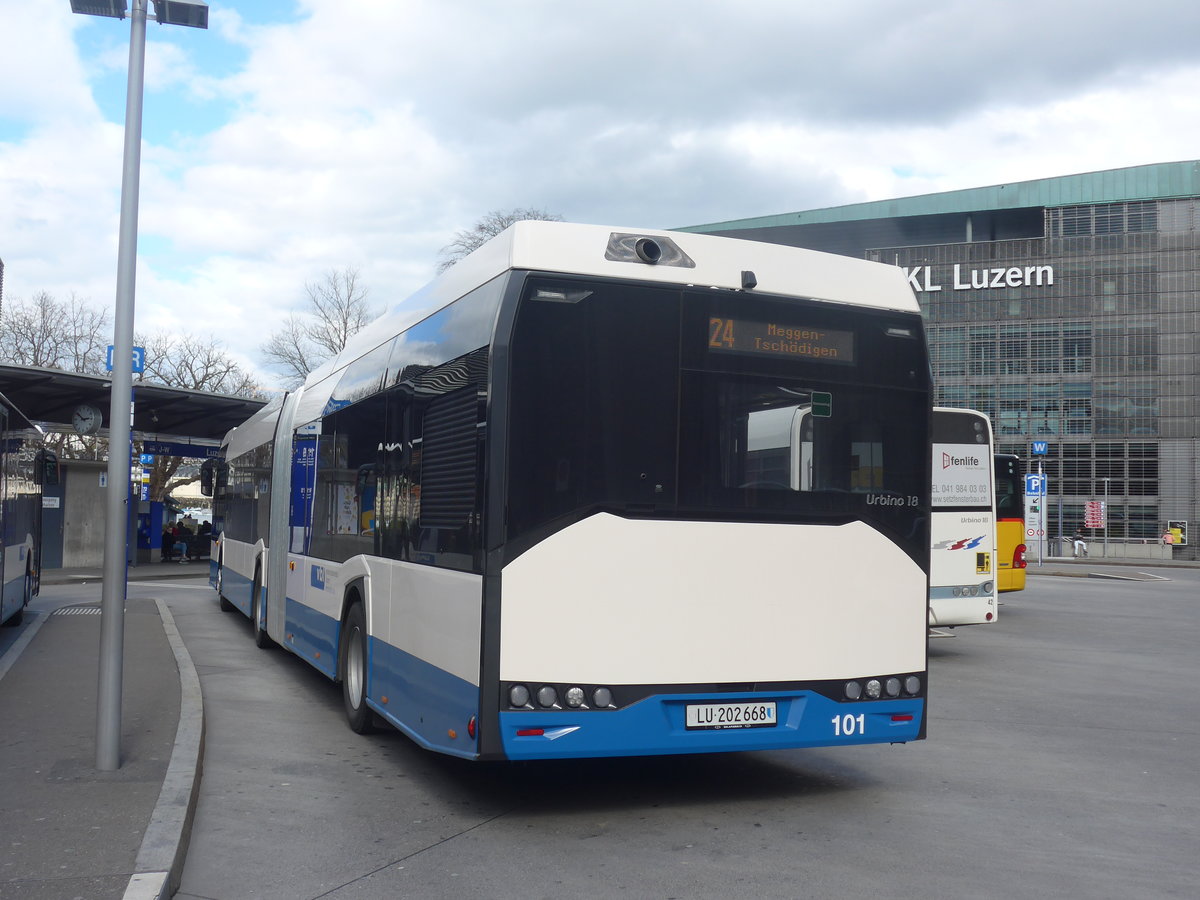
[340,602,373,734]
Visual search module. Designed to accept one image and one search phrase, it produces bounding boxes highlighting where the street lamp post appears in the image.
[69,0,207,772]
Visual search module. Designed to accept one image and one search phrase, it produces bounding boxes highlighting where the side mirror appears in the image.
[199,459,214,497]
[35,449,60,487]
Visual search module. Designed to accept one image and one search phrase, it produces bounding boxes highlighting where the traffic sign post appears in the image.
[1024,471,1048,564]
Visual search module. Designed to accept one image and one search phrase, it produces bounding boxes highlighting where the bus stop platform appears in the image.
[0,566,204,899]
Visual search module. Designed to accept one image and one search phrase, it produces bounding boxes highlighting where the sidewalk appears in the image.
[0,567,204,900]
[41,558,215,587]
[1029,554,1200,578]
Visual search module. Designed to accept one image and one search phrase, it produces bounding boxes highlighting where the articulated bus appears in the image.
[930,408,997,628]
[993,454,1027,592]
[208,221,932,761]
[1,392,54,628]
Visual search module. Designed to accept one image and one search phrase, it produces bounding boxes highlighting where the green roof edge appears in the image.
[675,160,1200,233]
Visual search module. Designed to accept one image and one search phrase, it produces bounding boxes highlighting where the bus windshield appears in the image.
[505,276,929,562]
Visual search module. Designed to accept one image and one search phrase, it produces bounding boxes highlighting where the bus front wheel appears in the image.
[340,602,373,734]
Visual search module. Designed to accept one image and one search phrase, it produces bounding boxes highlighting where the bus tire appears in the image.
[340,602,373,734]
[252,569,272,648]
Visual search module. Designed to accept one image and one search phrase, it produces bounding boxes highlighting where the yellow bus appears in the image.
[993,454,1027,592]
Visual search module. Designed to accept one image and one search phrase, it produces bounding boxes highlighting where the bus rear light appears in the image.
[509,685,531,707]
[468,716,477,739]
[986,612,994,621]
[845,675,921,700]
[1014,544,1028,569]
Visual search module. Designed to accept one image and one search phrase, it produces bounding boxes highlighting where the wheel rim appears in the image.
[346,625,364,708]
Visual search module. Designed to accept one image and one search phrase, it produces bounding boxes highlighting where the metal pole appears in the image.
[1037,459,1044,566]
[1102,476,1110,561]
[97,0,147,772]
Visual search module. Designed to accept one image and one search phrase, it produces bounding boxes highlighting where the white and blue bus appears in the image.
[1,392,54,628]
[208,222,931,760]
[929,408,997,629]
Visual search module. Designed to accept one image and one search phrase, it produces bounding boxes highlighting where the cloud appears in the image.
[3,0,1200,392]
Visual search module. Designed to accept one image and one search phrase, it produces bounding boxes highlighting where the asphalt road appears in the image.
[153,569,1198,900]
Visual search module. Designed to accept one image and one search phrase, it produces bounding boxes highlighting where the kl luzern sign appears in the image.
[903,264,1055,293]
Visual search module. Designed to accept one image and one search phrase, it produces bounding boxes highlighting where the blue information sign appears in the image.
[106,345,146,374]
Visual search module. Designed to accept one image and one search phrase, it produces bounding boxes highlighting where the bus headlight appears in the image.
[592,687,613,708]
[982,581,994,594]
[536,686,558,708]
[904,675,921,695]
[865,679,882,699]
[565,687,585,708]
[844,681,863,700]
[885,677,901,697]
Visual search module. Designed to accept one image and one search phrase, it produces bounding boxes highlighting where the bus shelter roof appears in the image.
[0,364,266,443]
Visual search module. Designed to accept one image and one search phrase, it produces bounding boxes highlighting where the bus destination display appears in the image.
[708,316,855,363]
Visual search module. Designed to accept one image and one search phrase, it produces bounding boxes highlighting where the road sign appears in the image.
[1031,441,1049,456]
[1085,500,1106,528]
[1024,473,1046,496]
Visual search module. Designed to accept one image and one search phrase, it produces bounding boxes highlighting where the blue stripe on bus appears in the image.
[498,690,924,760]
[367,637,480,760]
[284,597,339,680]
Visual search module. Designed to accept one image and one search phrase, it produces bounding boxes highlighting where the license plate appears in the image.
[685,701,777,730]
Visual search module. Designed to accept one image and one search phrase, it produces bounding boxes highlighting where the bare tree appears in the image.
[134,331,266,501]
[0,291,110,373]
[138,331,263,398]
[261,267,375,387]
[437,207,563,273]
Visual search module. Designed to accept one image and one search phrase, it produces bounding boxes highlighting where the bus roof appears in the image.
[227,222,920,454]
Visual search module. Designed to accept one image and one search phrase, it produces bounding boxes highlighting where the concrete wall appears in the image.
[61,461,107,568]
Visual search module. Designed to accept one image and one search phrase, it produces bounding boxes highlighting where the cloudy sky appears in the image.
[3,0,1199,389]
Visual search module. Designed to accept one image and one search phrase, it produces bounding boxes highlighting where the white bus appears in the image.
[1,393,54,628]
[208,222,931,760]
[929,407,997,628]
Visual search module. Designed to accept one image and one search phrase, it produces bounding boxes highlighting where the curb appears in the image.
[123,599,205,900]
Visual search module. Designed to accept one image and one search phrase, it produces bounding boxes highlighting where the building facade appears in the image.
[683,161,1199,559]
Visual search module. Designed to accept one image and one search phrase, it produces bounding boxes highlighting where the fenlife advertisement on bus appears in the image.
[932,445,990,507]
